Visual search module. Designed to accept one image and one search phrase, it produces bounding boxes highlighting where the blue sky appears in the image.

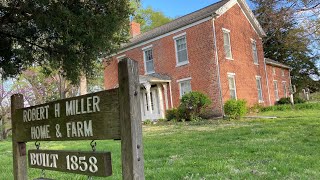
[141,0,255,18]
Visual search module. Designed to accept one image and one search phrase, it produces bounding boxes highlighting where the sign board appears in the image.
[28,150,112,177]
[11,58,145,180]
[13,89,120,142]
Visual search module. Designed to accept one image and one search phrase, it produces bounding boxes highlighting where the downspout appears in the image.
[212,15,224,116]
[264,58,272,106]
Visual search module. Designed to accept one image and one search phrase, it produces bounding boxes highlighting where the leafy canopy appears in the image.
[0,0,133,83]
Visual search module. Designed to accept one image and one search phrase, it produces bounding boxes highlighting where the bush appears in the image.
[276,97,306,105]
[277,97,291,105]
[179,91,211,121]
[294,96,306,104]
[224,99,247,120]
[166,108,178,121]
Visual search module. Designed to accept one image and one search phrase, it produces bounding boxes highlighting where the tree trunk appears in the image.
[79,73,87,95]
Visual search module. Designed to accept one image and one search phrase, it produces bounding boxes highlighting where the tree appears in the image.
[251,0,320,91]
[134,6,172,33]
[0,0,132,83]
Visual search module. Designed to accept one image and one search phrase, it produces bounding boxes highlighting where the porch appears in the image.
[139,74,172,121]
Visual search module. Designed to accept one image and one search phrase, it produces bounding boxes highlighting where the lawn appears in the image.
[1,108,320,179]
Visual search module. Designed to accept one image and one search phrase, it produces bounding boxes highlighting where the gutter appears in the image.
[211,15,224,115]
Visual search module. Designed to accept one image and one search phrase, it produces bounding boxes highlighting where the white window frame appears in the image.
[273,80,279,101]
[272,67,276,75]
[281,69,285,76]
[282,81,287,98]
[174,32,189,67]
[256,76,263,103]
[222,28,233,60]
[251,39,259,65]
[227,72,237,99]
[177,77,192,98]
[142,45,155,74]
[116,54,126,63]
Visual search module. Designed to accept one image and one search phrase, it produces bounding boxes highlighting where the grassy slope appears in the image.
[1,109,320,179]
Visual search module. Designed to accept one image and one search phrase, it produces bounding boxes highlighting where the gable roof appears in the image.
[265,58,291,69]
[120,0,266,51]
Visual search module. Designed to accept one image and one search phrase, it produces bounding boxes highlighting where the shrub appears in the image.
[166,108,178,121]
[179,91,211,121]
[277,97,291,105]
[276,97,306,105]
[248,103,263,113]
[294,96,306,104]
[224,99,247,120]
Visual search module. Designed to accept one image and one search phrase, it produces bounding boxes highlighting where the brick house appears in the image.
[104,0,291,121]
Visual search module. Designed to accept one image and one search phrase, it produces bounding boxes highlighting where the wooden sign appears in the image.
[13,89,120,142]
[11,58,145,180]
[28,150,112,177]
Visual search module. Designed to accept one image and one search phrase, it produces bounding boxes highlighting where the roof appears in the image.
[139,73,171,84]
[265,58,291,69]
[122,0,228,50]
[120,0,266,51]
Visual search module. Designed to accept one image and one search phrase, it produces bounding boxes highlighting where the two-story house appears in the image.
[104,0,291,121]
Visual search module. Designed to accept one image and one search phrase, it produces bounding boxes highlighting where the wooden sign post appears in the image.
[11,58,144,180]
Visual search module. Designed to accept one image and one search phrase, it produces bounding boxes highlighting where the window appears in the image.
[227,73,237,99]
[174,34,188,66]
[143,48,154,74]
[273,81,279,101]
[281,69,285,76]
[223,28,232,59]
[272,67,276,75]
[178,78,191,98]
[252,40,258,64]
[256,76,263,102]
[282,82,287,98]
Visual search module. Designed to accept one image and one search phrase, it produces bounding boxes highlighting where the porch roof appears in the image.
[139,73,171,84]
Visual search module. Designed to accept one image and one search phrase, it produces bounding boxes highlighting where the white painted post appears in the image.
[144,83,152,115]
[157,84,165,118]
[162,83,169,110]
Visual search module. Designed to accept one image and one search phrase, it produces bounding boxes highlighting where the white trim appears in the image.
[237,0,266,37]
[227,72,235,76]
[141,44,153,51]
[169,82,173,108]
[216,0,237,16]
[177,77,192,83]
[173,32,186,39]
[281,69,285,76]
[116,54,126,63]
[255,75,261,78]
[222,28,230,33]
[174,35,189,66]
[114,17,212,55]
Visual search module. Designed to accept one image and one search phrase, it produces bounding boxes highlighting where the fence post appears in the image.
[118,58,145,180]
[11,94,27,180]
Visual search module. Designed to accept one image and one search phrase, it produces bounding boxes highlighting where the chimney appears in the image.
[130,21,141,37]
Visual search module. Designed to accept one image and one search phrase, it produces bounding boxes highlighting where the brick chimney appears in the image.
[130,21,141,37]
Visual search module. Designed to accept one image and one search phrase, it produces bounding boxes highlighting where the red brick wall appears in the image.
[214,4,270,107]
[104,20,223,115]
[266,65,291,104]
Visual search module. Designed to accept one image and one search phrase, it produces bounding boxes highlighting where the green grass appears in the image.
[1,108,320,179]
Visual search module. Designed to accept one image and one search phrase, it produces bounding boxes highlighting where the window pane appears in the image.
[178,49,188,63]
[252,42,258,64]
[180,80,191,97]
[256,78,263,101]
[228,76,236,99]
[223,31,232,59]
[144,49,154,73]
[274,81,279,100]
[176,37,188,63]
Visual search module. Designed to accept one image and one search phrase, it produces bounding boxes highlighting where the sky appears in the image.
[141,0,255,18]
